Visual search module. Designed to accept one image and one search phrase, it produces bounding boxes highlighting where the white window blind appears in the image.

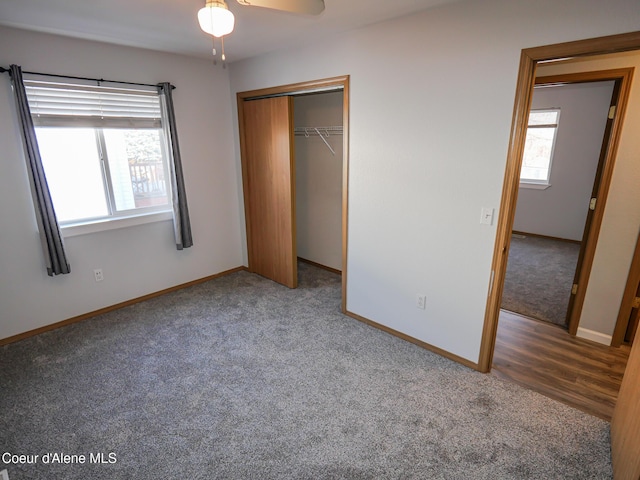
[24,80,162,129]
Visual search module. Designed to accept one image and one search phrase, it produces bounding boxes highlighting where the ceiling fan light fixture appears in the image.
[198,0,235,38]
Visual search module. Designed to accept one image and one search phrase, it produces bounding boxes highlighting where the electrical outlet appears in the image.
[416,294,426,310]
[94,268,104,282]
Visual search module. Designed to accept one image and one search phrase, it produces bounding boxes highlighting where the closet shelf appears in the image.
[294,125,343,136]
[294,126,343,155]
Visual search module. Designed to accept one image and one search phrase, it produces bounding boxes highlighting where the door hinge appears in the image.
[633,297,640,309]
[572,284,578,295]
[608,105,616,120]
[589,198,597,211]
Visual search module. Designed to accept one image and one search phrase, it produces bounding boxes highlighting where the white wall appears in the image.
[229,0,640,363]
[513,82,614,241]
[0,27,243,340]
[294,92,343,271]
[536,51,640,340]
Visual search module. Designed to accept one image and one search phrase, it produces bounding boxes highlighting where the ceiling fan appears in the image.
[235,0,325,15]
[198,0,325,64]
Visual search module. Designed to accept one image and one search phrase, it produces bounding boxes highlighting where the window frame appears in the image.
[25,78,174,233]
[519,108,561,189]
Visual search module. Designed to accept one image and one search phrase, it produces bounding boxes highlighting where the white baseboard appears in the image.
[576,327,612,346]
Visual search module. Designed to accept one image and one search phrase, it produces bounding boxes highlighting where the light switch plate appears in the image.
[480,207,494,225]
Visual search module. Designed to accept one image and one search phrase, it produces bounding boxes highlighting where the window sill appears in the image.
[61,210,173,237]
[520,182,551,190]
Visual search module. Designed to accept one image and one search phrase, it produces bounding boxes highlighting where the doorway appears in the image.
[479,34,639,373]
[501,75,619,329]
[482,35,640,476]
[491,66,633,421]
[237,76,350,310]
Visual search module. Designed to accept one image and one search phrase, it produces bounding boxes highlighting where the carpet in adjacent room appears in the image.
[501,234,580,327]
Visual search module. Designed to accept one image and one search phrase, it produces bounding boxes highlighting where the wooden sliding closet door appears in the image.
[240,96,297,288]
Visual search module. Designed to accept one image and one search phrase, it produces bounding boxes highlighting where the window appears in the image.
[520,109,560,186]
[25,79,172,225]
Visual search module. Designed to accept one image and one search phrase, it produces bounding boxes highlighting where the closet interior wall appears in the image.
[294,91,344,271]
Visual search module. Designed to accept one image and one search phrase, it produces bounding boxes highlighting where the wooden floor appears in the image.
[491,310,630,421]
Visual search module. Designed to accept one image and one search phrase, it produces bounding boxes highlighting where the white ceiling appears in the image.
[0,0,461,63]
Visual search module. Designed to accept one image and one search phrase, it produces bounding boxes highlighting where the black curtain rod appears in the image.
[0,66,175,90]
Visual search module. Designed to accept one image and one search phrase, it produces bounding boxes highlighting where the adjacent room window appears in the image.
[25,79,172,225]
[520,108,560,186]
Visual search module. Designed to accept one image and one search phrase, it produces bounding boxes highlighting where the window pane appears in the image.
[520,127,556,182]
[528,110,559,126]
[102,129,169,211]
[36,127,109,222]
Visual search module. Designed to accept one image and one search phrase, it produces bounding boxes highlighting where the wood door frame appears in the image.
[530,70,632,334]
[613,231,640,346]
[611,332,640,480]
[237,75,350,311]
[478,31,640,373]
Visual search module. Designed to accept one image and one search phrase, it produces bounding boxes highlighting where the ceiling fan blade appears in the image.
[236,0,325,15]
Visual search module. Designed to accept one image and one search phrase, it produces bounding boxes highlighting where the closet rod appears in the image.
[294,126,341,155]
[294,125,343,134]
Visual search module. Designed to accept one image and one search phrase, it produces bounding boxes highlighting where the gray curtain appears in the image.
[10,64,70,276]
[158,82,193,250]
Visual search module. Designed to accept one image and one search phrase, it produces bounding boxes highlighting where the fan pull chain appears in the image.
[221,36,227,69]
[210,35,226,68]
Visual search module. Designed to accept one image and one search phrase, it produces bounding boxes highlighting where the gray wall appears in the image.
[513,82,615,241]
[2,0,640,360]
[229,0,640,361]
[538,52,640,341]
[0,26,244,340]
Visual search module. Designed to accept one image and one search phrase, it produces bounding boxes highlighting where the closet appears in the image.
[237,77,348,291]
[294,91,344,272]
